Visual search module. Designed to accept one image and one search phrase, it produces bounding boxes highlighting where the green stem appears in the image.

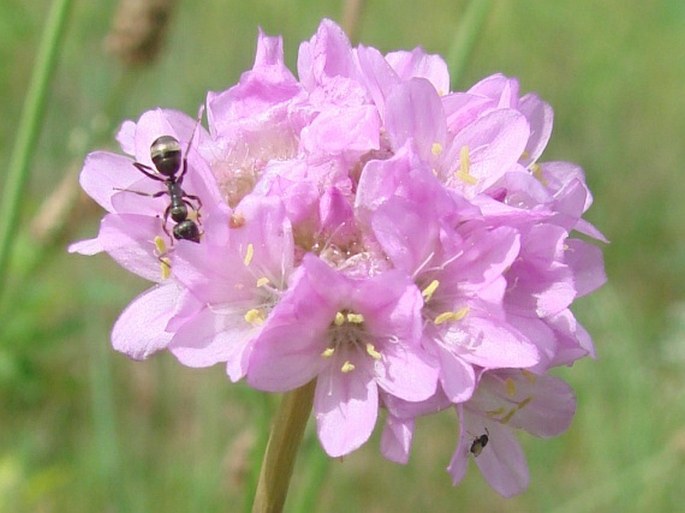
[251,380,316,513]
[0,0,74,300]
[341,0,367,44]
[447,0,494,90]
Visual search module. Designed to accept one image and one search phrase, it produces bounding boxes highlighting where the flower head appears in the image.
[71,18,606,495]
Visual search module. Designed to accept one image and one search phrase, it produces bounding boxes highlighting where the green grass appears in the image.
[1,0,685,511]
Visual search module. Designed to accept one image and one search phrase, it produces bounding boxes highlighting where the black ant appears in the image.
[125,133,202,243]
[469,428,489,457]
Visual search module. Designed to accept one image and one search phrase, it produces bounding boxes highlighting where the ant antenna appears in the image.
[184,104,206,157]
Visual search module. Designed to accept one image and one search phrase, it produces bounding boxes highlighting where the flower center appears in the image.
[321,310,382,373]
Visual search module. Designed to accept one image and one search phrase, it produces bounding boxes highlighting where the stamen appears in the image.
[366,343,382,360]
[244,308,265,326]
[346,313,364,324]
[434,307,470,325]
[455,146,478,185]
[243,243,254,266]
[499,396,533,424]
[505,377,517,397]
[485,407,506,417]
[341,361,356,373]
[521,369,537,384]
[322,347,335,358]
[256,276,270,288]
[154,236,171,280]
[531,163,548,186]
[421,279,440,302]
[431,142,443,156]
[160,257,171,280]
[154,235,167,255]
[334,312,345,326]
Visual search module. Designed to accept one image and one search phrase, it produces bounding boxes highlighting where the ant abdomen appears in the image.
[150,135,182,177]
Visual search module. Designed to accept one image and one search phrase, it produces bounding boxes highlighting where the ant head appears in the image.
[150,135,182,177]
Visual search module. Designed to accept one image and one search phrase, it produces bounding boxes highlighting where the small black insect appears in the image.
[469,428,489,457]
[128,134,202,243]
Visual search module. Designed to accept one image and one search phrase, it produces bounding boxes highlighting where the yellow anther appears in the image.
[159,258,171,280]
[499,396,532,424]
[154,237,172,280]
[243,243,254,266]
[531,163,548,186]
[347,313,364,324]
[505,377,517,397]
[256,277,270,288]
[518,397,532,409]
[334,312,346,326]
[434,312,454,325]
[500,408,516,424]
[460,145,470,171]
[244,308,265,326]
[434,307,470,325]
[154,235,167,255]
[521,369,537,384]
[421,279,440,302]
[456,307,470,320]
[516,397,533,410]
[341,361,356,373]
[366,343,382,360]
[322,347,335,358]
[455,146,478,185]
[431,142,443,156]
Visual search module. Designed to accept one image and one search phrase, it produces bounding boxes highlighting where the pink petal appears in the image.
[79,152,141,212]
[385,48,450,95]
[247,320,327,392]
[445,109,530,195]
[473,420,529,497]
[168,307,254,375]
[385,78,447,160]
[380,415,414,464]
[376,342,439,402]
[315,368,378,457]
[565,238,607,297]
[505,374,576,437]
[518,93,553,166]
[98,213,165,282]
[111,283,180,359]
[437,347,476,403]
[68,236,103,255]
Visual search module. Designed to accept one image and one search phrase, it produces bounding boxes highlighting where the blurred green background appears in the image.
[1,0,684,511]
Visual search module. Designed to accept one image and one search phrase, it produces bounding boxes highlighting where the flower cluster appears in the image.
[71,19,606,496]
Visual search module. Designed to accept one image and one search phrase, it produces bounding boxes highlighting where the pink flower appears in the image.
[247,254,438,457]
[71,18,606,494]
[447,370,576,497]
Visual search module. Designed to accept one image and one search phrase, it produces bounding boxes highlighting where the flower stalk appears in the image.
[251,380,316,513]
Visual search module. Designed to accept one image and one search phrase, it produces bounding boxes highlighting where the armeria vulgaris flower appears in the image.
[71,18,606,496]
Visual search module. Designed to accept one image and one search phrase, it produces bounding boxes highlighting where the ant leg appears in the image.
[184,193,203,212]
[113,187,167,198]
[160,206,174,245]
[133,162,165,182]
